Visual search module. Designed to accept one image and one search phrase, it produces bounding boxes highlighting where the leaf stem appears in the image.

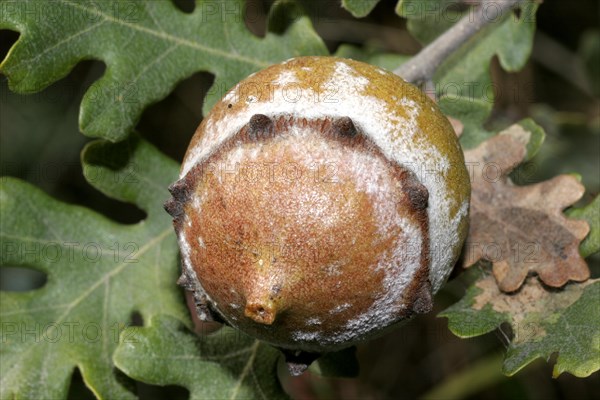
[395,0,524,84]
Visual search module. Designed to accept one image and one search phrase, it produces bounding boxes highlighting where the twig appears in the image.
[395,0,524,84]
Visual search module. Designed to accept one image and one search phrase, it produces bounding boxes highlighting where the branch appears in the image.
[395,0,524,84]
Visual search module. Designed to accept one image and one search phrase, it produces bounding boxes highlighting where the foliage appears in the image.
[0,0,327,142]
[1,0,598,398]
[114,315,286,400]
[441,269,599,378]
[567,195,600,258]
[0,137,187,399]
[462,123,590,292]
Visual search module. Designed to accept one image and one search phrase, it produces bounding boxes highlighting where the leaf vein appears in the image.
[229,340,259,400]
[12,20,106,72]
[56,0,270,68]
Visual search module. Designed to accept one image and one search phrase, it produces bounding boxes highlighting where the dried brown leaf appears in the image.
[462,125,590,292]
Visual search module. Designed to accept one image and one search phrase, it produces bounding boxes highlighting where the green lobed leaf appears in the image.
[567,195,600,258]
[0,136,188,399]
[340,0,380,18]
[437,1,538,146]
[440,268,600,378]
[0,0,327,142]
[114,315,287,400]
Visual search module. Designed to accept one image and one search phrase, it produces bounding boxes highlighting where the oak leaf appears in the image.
[462,125,590,292]
[441,268,600,378]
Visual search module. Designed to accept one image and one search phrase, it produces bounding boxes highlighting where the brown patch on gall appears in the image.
[329,116,358,138]
[247,114,274,140]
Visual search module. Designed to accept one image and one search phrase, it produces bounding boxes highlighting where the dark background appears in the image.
[1,1,598,399]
